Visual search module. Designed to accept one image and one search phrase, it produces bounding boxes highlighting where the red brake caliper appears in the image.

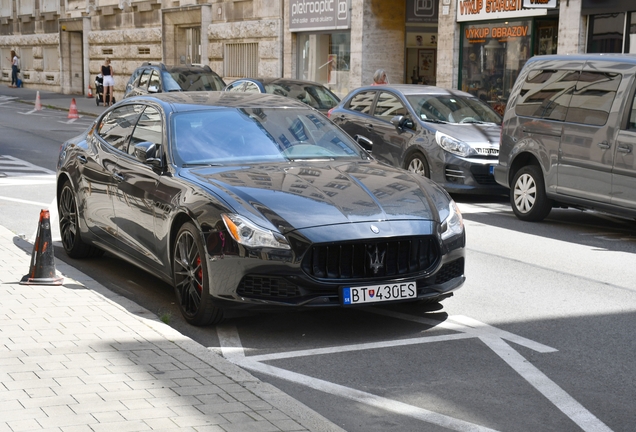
[196,256,203,294]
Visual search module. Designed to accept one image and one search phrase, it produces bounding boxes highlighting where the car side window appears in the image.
[628,93,636,131]
[347,91,375,115]
[138,69,152,90]
[515,69,579,121]
[126,68,143,91]
[148,70,161,92]
[373,92,408,121]
[226,81,245,92]
[564,71,621,126]
[128,106,163,158]
[244,82,260,93]
[97,105,144,152]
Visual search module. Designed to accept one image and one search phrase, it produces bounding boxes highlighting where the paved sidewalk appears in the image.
[0,224,345,432]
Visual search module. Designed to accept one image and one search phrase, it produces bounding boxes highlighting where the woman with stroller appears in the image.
[101,58,114,106]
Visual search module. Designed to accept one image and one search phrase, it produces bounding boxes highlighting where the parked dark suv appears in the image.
[495,54,636,222]
[123,62,226,99]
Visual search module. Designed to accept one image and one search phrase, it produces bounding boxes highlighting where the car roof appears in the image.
[137,63,219,74]
[238,77,328,87]
[350,84,476,98]
[123,91,311,112]
[525,53,636,66]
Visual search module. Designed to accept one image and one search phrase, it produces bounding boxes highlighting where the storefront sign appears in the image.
[465,24,529,42]
[457,0,548,22]
[289,0,351,32]
[523,0,557,8]
[406,0,438,23]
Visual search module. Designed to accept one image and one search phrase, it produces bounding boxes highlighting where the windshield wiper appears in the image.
[420,118,447,124]
[182,163,223,167]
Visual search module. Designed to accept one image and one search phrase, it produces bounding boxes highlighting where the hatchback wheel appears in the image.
[510,165,552,222]
[58,181,103,258]
[405,153,430,178]
[173,222,223,326]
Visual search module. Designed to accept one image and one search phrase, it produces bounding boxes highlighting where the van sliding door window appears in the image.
[514,70,579,121]
[564,72,621,126]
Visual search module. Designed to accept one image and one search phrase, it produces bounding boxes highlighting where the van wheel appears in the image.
[510,165,552,222]
[405,153,430,178]
[173,222,223,326]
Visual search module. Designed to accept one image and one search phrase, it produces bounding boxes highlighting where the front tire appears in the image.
[58,180,103,258]
[405,152,430,178]
[510,165,552,222]
[173,222,223,326]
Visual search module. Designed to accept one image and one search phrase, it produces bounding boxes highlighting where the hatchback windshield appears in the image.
[407,94,502,124]
[263,83,340,111]
[172,108,366,166]
[162,70,225,92]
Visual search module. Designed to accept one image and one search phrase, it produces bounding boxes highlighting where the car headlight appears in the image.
[221,213,290,250]
[435,131,477,157]
[440,200,464,241]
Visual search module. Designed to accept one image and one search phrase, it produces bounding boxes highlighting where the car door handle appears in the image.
[76,155,87,164]
[112,172,124,182]
[597,141,611,149]
[617,144,632,154]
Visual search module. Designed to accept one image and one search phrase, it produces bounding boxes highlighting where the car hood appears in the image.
[182,161,447,232]
[429,122,501,146]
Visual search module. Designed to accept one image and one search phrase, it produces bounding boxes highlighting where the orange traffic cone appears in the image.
[34,91,42,111]
[87,86,93,98]
[20,209,64,286]
[68,98,79,119]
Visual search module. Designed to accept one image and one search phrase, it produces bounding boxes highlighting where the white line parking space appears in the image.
[216,310,612,432]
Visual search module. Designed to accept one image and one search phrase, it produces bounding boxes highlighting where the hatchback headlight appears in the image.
[221,214,290,249]
[440,200,464,241]
[435,131,477,157]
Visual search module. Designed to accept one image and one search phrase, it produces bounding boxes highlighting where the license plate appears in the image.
[342,282,417,305]
[489,165,495,175]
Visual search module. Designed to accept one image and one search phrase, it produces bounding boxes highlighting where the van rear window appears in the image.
[515,69,621,126]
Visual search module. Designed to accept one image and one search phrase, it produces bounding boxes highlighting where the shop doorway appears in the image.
[60,30,84,95]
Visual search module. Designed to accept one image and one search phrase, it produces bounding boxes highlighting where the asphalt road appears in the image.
[2,98,635,432]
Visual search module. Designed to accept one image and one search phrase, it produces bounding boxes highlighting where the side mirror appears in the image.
[148,85,160,93]
[354,135,373,152]
[390,115,414,131]
[133,141,162,168]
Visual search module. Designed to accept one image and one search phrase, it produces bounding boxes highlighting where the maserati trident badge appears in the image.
[370,224,380,234]
[367,245,385,274]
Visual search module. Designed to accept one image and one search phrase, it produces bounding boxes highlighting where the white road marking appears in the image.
[0,196,50,207]
[216,313,611,431]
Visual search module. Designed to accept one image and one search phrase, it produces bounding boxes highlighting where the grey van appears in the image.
[494,54,636,221]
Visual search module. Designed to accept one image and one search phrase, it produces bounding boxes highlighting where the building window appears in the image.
[588,13,626,53]
[224,43,258,78]
[297,32,350,98]
[44,46,60,71]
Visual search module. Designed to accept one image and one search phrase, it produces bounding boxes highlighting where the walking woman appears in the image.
[8,50,19,88]
[101,57,114,106]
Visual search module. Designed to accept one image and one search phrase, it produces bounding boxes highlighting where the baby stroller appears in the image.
[94,74,116,106]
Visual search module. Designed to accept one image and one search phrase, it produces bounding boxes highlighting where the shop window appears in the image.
[588,13,625,53]
[297,32,350,98]
[347,91,375,115]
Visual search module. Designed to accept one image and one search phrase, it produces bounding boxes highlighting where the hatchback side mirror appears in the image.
[148,85,160,93]
[391,115,414,131]
[354,135,373,152]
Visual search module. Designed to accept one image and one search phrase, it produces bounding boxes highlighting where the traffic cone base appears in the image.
[20,209,64,286]
[68,98,79,119]
[87,86,93,98]
[34,91,42,111]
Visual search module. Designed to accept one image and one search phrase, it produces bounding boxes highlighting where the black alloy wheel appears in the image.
[510,165,553,222]
[58,181,103,258]
[405,152,430,178]
[173,222,223,326]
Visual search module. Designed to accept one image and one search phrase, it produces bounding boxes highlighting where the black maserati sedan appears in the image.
[56,92,466,326]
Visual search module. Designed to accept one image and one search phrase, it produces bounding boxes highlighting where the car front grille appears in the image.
[302,237,440,281]
[237,276,301,299]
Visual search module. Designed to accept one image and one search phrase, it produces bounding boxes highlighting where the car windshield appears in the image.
[162,70,225,92]
[263,83,340,110]
[171,108,366,166]
[406,94,502,125]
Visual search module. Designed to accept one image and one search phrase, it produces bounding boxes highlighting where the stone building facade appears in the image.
[1,0,634,102]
